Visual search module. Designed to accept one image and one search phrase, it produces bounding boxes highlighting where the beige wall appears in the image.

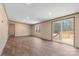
[0,4,8,55]
[15,23,31,36]
[32,21,52,40]
[74,14,79,48]
[9,21,31,36]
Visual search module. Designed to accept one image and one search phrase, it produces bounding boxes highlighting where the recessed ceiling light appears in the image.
[26,3,31,5]
[48,12,52,16]
[26,16,30,19]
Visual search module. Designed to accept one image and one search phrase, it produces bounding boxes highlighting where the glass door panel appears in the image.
[61,18,74,45]
[53,21,62,41]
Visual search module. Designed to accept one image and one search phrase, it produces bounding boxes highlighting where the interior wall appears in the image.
[15,23,31,36]
[0,4,8,55]
[9,21,31,36]
[75,14,79,48]
[32,21,52,40]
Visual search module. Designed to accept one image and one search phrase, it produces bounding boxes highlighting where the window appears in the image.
[35,24,40,33]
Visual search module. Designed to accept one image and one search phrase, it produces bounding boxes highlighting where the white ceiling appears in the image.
[4,3,79,24]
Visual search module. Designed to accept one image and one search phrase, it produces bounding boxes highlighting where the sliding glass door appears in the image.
[52,18,74,46]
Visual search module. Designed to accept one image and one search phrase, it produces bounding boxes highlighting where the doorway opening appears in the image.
[8,23,15,37]
[52,18,75,46]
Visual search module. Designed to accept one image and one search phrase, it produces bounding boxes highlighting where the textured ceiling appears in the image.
[4,3,79,24]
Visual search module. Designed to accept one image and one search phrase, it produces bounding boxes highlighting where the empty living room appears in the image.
[1,1,79,57]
